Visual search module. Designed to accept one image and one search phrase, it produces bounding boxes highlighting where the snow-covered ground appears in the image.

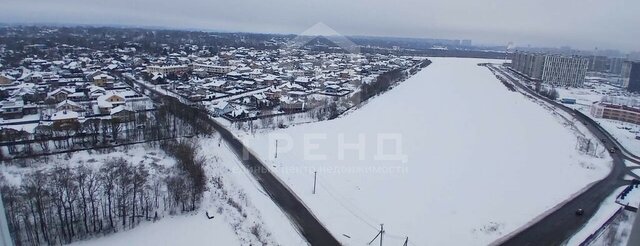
[556,83,640,157]
[71,214,242,246]
[555,82,624,107]
[234,58,612,245]
[195,136,307,245]
[1,140,305,246]
[598,120,640,157]
[72,139,305,246]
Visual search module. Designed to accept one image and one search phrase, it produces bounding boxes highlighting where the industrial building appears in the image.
[590,101,640,125]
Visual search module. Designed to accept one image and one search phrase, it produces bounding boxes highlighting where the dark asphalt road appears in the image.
[210,120,341,246]
[489,65,637,246]
[128,76,341,246]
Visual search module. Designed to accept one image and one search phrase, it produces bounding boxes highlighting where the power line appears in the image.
[316,177,379,231]
[316,176,381,224]
[316,176,425,245]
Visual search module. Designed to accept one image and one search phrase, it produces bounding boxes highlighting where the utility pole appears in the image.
[380,224,383,246]
[368,224,384,246]
[274,140,278,158]
[313,171,317,194]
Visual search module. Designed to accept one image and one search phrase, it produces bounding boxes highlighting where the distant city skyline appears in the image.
[1,0,638,52]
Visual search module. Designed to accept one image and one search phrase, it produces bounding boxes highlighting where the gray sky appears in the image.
[1,0,638,52]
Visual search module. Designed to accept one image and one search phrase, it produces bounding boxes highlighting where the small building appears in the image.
[0,74,16,86]
[88,87,106,100]
[51,110,79,125]
[110,105,135,122]
[210,101,233,116]
[203,79,227,91]
[0,98,24,119]
[294,77,311,86]
[92,74,115,87]
[56,99,83,112]
[47,88,75,102]
[97,94,126,114]
[265,87,282,100]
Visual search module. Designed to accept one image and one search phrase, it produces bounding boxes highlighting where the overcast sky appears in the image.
[1,0,638,52]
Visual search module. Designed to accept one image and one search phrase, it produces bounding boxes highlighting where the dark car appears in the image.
[576,209,584,216]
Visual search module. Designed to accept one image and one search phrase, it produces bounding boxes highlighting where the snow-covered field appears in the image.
[597,120,640,157]
[236,58,611,245]
[555,82,622,107]
[1,140,304,246]
[66,139,305,246]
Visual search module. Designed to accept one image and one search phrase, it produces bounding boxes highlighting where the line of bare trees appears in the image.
[0,138,208,246]
[160,140,207,212]
[1,158,155,245]
[0,106,197,159]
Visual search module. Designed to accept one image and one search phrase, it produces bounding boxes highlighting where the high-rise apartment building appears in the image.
[511,51,589,87]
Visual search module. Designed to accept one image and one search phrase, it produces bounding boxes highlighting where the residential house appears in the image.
[0,98,24,119]
[56,100,83,112]
[210,101,233,116]
[92,74,115,87]
[97,93,125,114]
[0,74,15,86]
[47,88,74,102]
[110,105,135,122]
[88,87,106,100]
[265,87,282,100]
[51,110,79,126]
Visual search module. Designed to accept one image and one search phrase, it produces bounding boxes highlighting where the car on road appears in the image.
[575,209,584,216]
[609,148,616,153]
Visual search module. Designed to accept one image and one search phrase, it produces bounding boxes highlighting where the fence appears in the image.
[579,207,625,246]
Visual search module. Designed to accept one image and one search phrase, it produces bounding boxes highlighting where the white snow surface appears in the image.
[597,119,640,158]
[71,214,241,246]
[4,141,305,246]
[236,58,611,245]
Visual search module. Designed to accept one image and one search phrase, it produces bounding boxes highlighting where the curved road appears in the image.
[126,76,341,246]
[488,65,640,246]
[210,117,342,246]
